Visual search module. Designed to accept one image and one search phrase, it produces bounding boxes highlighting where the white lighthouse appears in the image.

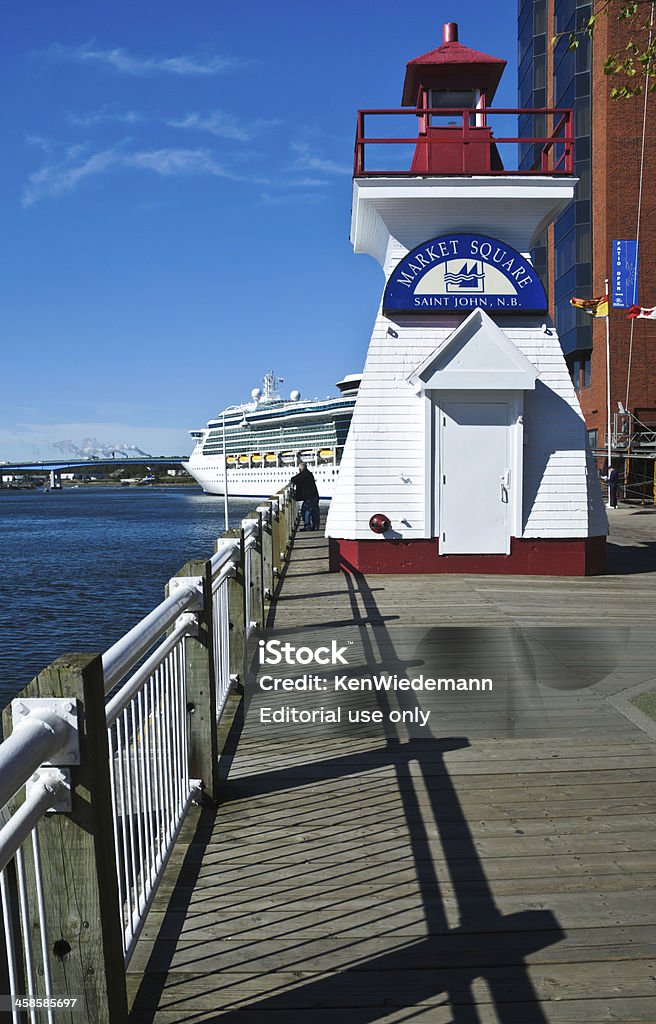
[326,22,607,575]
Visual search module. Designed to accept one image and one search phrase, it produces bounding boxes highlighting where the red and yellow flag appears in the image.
[570,294,609,317]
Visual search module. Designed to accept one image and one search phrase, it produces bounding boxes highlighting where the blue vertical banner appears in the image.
[612,240,638,308]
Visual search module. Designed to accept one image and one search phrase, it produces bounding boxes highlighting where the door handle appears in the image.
[500,469,510,503]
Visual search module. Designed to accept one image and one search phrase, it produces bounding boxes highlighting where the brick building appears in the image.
[519,0,656,484]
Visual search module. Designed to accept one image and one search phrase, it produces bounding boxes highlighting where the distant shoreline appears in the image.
[0,479,199,491]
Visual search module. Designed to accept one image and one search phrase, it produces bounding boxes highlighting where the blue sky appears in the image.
[0,1,517,460]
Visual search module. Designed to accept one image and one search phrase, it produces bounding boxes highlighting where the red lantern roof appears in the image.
[402,22,506,106]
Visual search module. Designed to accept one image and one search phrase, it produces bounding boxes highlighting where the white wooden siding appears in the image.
[327,305,608,542]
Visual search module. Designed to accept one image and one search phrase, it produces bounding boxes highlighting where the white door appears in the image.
[439,401,510,554]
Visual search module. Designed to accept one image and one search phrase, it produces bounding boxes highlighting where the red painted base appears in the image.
[328,536,607,576]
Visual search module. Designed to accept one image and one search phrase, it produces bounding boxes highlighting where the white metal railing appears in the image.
[0,484,297,1021]
[101,580,203,693]
[103,595,198,962]
[0,703,78,1024]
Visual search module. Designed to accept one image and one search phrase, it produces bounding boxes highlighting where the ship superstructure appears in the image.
[184,372,360,497]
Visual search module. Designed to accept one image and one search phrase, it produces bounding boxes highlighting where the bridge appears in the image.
[0,491,655,1022]
[0,456,188,488]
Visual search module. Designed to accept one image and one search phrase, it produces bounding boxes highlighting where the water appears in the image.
[0,486,258,709]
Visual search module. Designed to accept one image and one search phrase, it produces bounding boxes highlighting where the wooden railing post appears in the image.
[257,505,274,610]
[278,490,290,562]
[289,487,299,540]
[270,497,282,585]
[221,528,246,692]
[1,655,129,1024]
[168,558,219,801]
[244,511,265,634]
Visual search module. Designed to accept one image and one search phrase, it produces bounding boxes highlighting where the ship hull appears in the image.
[183,460,337,499]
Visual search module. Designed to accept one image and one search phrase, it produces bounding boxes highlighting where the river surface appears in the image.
[0,486,260,709]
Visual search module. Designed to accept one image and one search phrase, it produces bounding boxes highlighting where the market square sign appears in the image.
[383,233,547,314]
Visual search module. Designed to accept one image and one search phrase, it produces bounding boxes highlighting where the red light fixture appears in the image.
[369,513,392,534]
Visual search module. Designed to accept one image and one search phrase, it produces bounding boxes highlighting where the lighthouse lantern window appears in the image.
[428,89,481,126]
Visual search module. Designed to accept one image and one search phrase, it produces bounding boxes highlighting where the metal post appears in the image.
[1,655,129,1024]
[222,410,229,532]
[605,277,613,506]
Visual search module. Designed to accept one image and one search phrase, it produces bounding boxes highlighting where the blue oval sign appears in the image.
[383,233,547,314]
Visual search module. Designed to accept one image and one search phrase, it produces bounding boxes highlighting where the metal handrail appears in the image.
[353,105,574,177]
[0,774,67,873]
[101,582,201,693]
[212,562,236,594]
[210,538,240,576]
[104,615,195,726]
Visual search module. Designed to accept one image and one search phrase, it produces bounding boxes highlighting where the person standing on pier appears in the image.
[606,465,619,509]
[291,461,320,530]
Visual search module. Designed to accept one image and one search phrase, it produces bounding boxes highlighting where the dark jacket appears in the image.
[291,468,319,501]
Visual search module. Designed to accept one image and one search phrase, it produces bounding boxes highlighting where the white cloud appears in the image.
[23,146,122,205]
[290,140,350,175]
[260,190,325,206]
[168,110,280,142]
[22,144,265,206]
[125,147,231,176]
[47,42,242,76]
[66,108,145,127]
[286,176,331,187]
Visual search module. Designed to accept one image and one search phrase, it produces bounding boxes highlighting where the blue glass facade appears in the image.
[518,0,549,298]
[518,0,592,360]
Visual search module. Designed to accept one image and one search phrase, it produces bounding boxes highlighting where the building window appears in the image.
[582,354,591,388]
[587,428,598,450]
[570,357,582,389]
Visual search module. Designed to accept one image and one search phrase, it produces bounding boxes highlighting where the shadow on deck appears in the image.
[128,527,656,1023]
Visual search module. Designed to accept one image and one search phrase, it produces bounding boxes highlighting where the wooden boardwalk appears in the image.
[128,509,656,1023]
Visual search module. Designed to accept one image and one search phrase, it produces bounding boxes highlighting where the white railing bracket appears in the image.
[168,575,204,609]
[26,767,72,813]
[11,698,80,766]
[175,611,199,637]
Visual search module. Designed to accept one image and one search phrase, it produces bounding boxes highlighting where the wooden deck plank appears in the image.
[127,999,656,1023]
[127,959,656,1009]
[127,519,656,1023]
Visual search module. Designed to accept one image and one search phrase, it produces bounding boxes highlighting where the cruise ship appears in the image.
[184,372,361,498]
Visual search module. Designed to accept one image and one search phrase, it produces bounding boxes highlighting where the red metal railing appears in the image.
[353,107,575,177]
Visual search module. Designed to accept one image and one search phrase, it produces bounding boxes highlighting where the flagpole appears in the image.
[605,276,612,507]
